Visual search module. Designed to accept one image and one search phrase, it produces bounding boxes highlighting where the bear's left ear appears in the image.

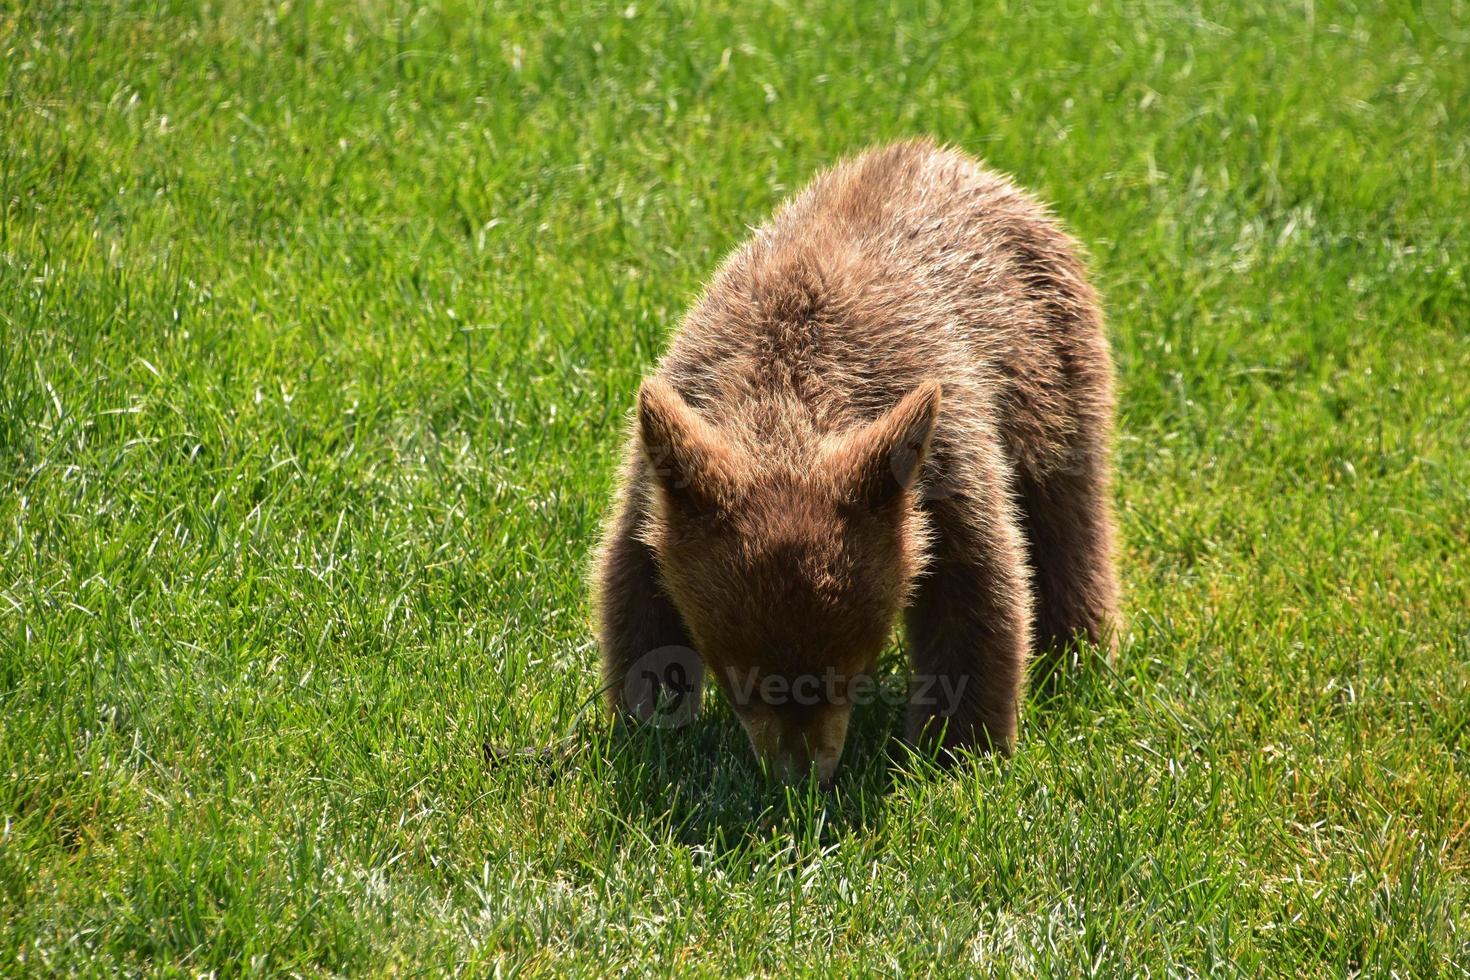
[831,381,941,507]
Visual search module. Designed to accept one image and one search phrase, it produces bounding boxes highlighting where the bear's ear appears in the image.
[637,378,738,515]
[832,381,941,507]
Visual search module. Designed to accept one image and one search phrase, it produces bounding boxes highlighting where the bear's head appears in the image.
[634,377,940,784]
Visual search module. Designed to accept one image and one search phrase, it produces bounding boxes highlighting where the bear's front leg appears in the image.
[593,460,703,726]
[902,483,1033,757]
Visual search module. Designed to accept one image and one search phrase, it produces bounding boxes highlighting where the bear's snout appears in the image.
[736,701,852,787]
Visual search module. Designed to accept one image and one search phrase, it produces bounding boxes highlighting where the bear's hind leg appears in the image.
[1017,453,1122,678]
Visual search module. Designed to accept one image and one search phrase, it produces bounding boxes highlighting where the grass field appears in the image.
[3,0,1469,973]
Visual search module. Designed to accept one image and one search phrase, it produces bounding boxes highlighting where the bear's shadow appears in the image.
[594,685,916,852]
[554,648,1115,854]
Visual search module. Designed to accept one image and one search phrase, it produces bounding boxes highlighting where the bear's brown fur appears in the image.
[593,138,1120,783]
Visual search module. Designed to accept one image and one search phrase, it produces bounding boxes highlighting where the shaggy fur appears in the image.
[593,138,1120,782]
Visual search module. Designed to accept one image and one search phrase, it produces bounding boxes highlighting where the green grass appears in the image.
[3,0,1468,973]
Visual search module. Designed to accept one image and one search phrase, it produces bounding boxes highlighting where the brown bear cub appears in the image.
[593,138,1120,784]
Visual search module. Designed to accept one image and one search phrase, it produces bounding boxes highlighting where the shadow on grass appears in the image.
[584,686,921,854]
[486,643,1122,855]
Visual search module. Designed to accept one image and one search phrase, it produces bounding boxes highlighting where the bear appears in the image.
[592,137,1120,784]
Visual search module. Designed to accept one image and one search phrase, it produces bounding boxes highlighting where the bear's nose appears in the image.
[736,703,851,787]
[810,746,842,789]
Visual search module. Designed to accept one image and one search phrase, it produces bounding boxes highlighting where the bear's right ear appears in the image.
[637,379,738,515]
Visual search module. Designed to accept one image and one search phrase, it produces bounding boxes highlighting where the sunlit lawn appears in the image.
[2,0,1467,973]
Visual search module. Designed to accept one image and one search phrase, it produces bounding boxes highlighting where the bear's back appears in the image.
[659,139,1111,480]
